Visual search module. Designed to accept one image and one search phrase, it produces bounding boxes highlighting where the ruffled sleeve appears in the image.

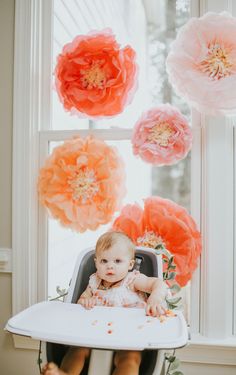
[88,272,101,293]
[123,270,140,288]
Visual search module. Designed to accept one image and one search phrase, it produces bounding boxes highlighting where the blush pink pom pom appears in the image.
[166,12,236,115]
[131,104,192,166]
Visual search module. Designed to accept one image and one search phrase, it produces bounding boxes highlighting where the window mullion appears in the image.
[39,129,133,142]
[190,109,202,335]
[200,0,234,13]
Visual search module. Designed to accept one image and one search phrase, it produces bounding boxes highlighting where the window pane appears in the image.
[52,0,149,130]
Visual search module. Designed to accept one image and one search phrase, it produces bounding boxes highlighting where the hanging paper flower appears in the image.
[38,136,126,232]
[112,197,202,286]
[131,104,192,166]
[166,12,236,115]
[54,29,138,118]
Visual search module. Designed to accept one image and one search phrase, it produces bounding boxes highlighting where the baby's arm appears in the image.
[133,274,168,317]
[77,286,97,309]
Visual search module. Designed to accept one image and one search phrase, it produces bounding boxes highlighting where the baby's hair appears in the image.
[95,231,135,259]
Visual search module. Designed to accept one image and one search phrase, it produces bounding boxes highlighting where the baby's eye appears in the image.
[100,259,108,264]
[115,259,122,264]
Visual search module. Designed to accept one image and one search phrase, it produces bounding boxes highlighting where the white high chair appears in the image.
[6,247,188,375]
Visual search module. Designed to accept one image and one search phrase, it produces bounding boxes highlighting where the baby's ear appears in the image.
[129,259,135,270]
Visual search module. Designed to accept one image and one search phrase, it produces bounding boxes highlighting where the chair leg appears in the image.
[152,350,166,375]
[88,349,113,375]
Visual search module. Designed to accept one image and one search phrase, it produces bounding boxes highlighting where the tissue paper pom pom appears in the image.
[38,136,126,232]
[112,196,202,286]
[54,29,138,118]
[132,104,192,166]
[166,12,236,115]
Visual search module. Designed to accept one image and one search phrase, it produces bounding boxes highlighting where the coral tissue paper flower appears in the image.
[132,104,192,166]
[166,12,236,115]
[38,136,126,232]
[54,29,138,118]
[112,197,202,286]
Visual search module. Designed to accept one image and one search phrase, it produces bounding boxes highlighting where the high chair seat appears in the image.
[5,246,188,375]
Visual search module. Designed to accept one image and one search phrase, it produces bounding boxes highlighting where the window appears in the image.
[13,0,236,348]
[46,1,192,320]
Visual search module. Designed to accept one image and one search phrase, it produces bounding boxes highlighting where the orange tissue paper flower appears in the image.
[112,196,202,286]
[54,29,138,118]
[38,136,126,232]
[166,12,236,115]
[132,104,192,166]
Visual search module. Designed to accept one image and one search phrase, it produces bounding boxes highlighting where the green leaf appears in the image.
[155,247,172,259]
[170,284,181,293]
[166,297,182,305]
[168,264,176,270]
[166,272,176,280]
[165,355,176,363]
[163,271,168,280]
[156,244,163,249]
[169,358,180,371]
[166,302,178,309]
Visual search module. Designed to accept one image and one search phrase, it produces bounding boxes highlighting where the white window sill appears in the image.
[189,334,236,348]
[178,335,236,366]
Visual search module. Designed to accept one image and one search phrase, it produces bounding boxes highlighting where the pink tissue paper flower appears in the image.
[166,12,236,115]
[132,104,192,166]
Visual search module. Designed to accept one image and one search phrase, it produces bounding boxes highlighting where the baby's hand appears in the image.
[77,297,97,309]
[146,295,167,317]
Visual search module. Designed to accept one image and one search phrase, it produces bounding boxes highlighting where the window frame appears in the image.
[13,0,236,351]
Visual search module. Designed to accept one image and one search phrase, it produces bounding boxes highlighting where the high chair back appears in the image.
[69,247,161,304]
[46,246,162,375]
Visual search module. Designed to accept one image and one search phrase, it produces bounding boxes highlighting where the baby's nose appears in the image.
[107,263,114,269]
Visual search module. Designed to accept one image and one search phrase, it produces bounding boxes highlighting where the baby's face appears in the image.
[95,242,134,284]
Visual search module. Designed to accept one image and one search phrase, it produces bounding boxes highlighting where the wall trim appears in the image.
[12,334,39,350]
[12,0,53,314]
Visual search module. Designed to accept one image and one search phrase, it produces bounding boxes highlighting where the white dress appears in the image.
[88,270,147,308]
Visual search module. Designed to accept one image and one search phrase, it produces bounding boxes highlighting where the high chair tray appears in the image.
[6,301,188,350]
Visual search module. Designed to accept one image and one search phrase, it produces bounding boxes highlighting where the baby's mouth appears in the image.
[106,272,115,275]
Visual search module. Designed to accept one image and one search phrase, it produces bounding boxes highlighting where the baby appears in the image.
[42,231,168,375]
